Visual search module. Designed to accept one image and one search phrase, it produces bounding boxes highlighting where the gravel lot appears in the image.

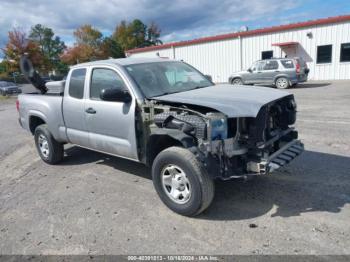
[0,81,349,255]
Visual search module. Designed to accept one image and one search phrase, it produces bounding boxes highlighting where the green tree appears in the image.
[101,37,125,58]
[130,19,147,47]
[113,20,162,51]
[145,22,162,47]
[29,24,66,73]
[0,60,7,74]
[113,20,134,51]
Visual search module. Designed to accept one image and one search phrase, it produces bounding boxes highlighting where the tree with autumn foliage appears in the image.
[1,28,44,75]
[1,19,162,71]
[74,24,103,48]
[61,24,125,65]
[62,20,163,65]
[61,25,99,64]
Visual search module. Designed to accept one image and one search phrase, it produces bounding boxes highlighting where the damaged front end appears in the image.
[200,95,304,179]
[140,94,303,180]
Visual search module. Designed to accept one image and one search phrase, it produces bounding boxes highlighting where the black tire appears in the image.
[1,90,6,96]
[34,124,63,164]
[231,78,243,85]
[152,147,215,216]
[275,77,290,89]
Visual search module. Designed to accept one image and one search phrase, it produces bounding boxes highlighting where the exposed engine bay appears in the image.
[139,94,303,179]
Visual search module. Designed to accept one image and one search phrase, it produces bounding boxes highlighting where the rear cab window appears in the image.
[69,68,86,99]
[281,60,295,69]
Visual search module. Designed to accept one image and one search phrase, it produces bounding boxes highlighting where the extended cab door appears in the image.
[84,66,138,161]
[62,67,90,147]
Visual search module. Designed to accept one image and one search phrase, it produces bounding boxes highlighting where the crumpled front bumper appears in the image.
[247,139,304,175]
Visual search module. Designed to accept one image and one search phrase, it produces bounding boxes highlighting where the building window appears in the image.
[340,43,350,62]
[316,45,332,64]
[262,50,273,60]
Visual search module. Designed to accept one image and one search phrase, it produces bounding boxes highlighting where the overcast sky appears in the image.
[0,0,349,52]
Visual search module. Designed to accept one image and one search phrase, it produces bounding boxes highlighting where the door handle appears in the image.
[85,107,97,114]
[275,70,280,72]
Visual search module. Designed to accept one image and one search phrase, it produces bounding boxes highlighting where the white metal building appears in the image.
[127,15,350,82]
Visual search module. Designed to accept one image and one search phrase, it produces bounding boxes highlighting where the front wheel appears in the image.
[231,78,243,85]
[275,77,290,89]
[152,147,215,216]
[34,124,64,164]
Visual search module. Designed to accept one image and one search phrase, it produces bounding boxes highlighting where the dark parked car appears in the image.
[229,57,309,89]
[0,81,22,96]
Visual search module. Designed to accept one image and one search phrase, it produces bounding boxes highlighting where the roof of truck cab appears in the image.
[70,57,174,68]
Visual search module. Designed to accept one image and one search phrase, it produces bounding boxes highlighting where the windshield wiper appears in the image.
[155,90,183,97]
[154,85,211,97]
[193,85,211,90]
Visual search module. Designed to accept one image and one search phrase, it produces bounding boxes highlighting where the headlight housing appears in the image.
[207,113,228,140]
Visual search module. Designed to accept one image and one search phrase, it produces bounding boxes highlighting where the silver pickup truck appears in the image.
[17,57,304,216]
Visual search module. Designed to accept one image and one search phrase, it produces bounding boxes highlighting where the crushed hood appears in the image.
[152,84,292,118]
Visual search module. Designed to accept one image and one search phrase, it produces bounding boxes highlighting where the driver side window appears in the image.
[250,62,259,71]
[90,68,126,100]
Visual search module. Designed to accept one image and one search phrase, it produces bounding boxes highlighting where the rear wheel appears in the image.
[34,124,63,164]
[231,78,243,85]
[152,147,215,216]
[275,77,290,89]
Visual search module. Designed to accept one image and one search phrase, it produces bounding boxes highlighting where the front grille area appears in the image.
[240,95,297,148]
[154,111,207,139]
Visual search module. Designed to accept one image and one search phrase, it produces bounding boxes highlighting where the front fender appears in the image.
[146,128,198,165]
[228,74,244,83]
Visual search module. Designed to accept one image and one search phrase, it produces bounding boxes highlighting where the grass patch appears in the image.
[0,95,16,103]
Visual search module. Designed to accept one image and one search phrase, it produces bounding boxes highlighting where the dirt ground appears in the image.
[0,81,349,255]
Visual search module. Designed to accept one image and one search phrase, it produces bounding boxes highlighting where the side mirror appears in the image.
[204,74,213,82]
[100,88,132,103]
[247,68,253,73]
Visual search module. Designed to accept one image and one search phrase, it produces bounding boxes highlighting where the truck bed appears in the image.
[18,93,68,142]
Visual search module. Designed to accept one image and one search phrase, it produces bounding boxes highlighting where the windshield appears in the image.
[125,61,213,98]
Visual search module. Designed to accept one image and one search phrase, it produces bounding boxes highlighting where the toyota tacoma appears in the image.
[17,57,303,216]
